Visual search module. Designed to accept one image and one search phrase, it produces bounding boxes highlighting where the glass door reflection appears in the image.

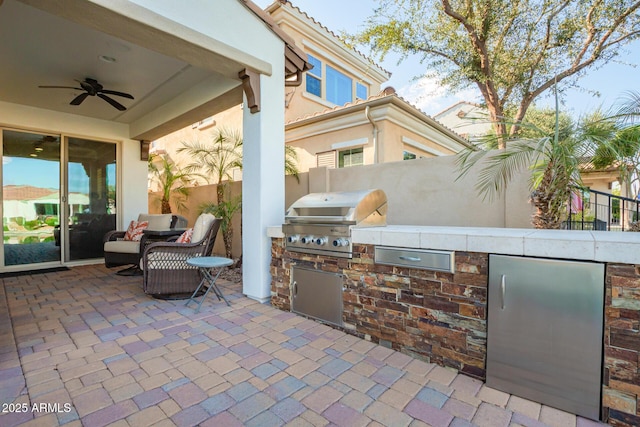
[66,138,116,261]
[2,130,61,266]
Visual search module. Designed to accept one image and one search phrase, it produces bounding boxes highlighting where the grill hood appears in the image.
[285,189,387,226]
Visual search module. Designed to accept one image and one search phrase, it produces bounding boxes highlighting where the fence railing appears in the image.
[563,187,640,232]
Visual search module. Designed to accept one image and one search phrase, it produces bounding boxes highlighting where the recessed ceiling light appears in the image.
[99,55,117,63]
[34,146,44,152]
[30,153,38,157]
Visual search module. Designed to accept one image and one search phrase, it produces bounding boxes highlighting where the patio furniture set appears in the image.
[102,212,231,311]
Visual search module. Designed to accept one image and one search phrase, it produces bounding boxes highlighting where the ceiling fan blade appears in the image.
[101,89,134,100]
[70,92,89,105]
[98,93,126,111]
[39,85,83,90]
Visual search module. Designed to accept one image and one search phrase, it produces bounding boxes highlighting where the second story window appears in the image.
[306,54,322,97]
[356,82,368,100]
[326,65,352,106]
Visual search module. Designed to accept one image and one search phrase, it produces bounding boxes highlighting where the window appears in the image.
[306,54,322,97]
[338,148,363,168]
[403,151,417,160]
[326,65,352,106]
[356,82,368,100]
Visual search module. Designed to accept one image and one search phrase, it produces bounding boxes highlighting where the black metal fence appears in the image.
[563,187,640,231]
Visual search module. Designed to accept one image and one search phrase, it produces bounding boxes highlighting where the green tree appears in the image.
[457,88,599,228]
[148,153,196,214]
[590,92,640,199]
[354,0,640,147]
[198,195,242,260]
[179,128,301,258]
[285,145,301,183]
[179,127,243,207]
[179,127,243,259]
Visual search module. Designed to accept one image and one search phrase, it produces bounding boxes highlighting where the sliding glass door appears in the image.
[2,130,61,266]
[66,137,116,261]
[1,129,117,268]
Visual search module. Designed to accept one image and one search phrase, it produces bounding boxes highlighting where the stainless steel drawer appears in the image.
[375,246,454,273]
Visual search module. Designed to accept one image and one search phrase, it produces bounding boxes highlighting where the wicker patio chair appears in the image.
[103,214,187,269]
[141,214,222,298]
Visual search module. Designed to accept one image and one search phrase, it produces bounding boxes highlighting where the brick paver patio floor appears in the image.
[0,265,606,427]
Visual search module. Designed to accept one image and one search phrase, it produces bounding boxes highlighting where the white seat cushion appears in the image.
[192,214,215,242]
[138,214,172,231]
[104,240,140,254]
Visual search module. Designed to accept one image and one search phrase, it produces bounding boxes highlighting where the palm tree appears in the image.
[457,88,640,230]
[198,195,242,259]
[179,128,243,259]
[148,153,196,214]
[285,145,300,183]
[178,127,243,207]
[457,88,593,229]
[591,91,640,200]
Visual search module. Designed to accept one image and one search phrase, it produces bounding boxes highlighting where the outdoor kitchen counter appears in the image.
[268,224,640,264]
[268,224,640,426]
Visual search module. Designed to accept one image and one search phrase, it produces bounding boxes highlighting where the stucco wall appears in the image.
[323,155,532,228]
[153,153,535,251]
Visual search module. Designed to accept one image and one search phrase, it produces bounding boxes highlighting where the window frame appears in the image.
[338,147,364,168]
[356,82,368,100]
[305,54,322,98]
[326,65,353,106]
[403,150,417,160]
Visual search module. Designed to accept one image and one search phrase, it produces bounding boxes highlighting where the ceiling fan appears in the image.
[39,78,134,111]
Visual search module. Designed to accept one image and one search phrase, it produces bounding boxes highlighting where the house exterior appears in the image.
[151,0,473,186]
[433,101,492,144]
[0,0,310,302]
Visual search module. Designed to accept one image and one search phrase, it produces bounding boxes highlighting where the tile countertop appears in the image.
[267,225,640,265]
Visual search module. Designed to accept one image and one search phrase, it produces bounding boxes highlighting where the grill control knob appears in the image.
[300,235,314,244]
[332,238,349,247]
[287,235,300,243]
[314,237,328,246]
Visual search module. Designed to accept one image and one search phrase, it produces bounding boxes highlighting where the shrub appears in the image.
[44,217,59,227]
[23,220,41,231]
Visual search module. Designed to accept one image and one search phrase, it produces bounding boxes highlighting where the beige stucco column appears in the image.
[242,67,285,302]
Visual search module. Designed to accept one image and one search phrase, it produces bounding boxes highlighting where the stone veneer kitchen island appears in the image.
[268,225,640,426]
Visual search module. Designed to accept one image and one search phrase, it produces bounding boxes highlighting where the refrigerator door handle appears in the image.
[500,275,506,310]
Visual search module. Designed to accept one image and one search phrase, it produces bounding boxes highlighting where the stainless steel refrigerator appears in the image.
[487,255,605,421]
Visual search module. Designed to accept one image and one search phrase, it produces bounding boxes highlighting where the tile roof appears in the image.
[240,0,312,79]
[3,185,57,201]
[286,88,473,148]
[267,1,390,79]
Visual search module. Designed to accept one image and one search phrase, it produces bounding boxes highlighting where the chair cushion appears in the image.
[104,240,140,254]
[123,220,148,241]
[138,214,172,231]
[176,228,193,243]
[192,214,216,243]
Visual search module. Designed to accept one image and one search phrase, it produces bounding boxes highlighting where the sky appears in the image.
[254,0,640,118]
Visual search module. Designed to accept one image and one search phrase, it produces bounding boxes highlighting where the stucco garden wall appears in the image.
[150,154,535,255]
[322,155,533,228]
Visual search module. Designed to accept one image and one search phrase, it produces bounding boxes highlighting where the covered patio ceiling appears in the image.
[0,0,306,141]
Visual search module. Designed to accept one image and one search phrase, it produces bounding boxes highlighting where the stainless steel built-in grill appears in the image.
[283,189,387,258]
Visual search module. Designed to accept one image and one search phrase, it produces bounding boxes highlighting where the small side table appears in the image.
[185,256,234,312]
